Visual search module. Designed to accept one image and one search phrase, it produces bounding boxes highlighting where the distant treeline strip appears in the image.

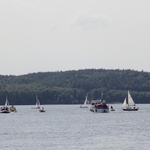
[0,69,150,105]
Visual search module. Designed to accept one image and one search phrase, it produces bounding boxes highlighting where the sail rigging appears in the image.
[128,90,135,106]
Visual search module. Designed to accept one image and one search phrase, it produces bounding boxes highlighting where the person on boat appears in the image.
[110,105,115,111]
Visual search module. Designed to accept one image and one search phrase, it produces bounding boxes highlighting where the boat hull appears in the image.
[39,110,46,112]
[90,106,109,113]
[110,109,115,111]
[95,108,109,113]
[0,110,10,113]
[80,105,88,108]
[123,108,139,111]
[31,107,40,109]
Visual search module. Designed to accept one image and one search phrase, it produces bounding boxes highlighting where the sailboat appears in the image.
[79,95,88,108]
[32,95,40,109]
[0,97,10,113]
[39,107,46,112]
[122,90,139,111]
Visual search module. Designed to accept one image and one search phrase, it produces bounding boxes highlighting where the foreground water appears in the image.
[0,104,150,150]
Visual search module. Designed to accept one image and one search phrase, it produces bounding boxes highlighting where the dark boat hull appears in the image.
[110,109,115,111]
[123,108,139,111]
[39,110,46,112]
[0,110,10,113]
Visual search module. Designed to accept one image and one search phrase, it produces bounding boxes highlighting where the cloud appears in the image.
[71,12,109,30]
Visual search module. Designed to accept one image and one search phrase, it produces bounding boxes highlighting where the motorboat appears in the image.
[90,99,109,113]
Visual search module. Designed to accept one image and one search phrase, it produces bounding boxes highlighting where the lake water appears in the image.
[0,104,150,150]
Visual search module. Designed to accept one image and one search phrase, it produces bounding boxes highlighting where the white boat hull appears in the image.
[80,105,88,108]
[96,108,109,113]
[31,106,40,109]
[90,106,109,113]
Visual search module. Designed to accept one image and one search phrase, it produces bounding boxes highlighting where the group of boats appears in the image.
[0,95,46,114]
[80,90,139,113]
[0,98,17,113]
[1,91,138,114]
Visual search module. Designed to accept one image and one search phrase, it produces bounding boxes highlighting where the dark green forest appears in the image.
[0,69,150,105]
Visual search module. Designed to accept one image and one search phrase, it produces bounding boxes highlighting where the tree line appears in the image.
[0,69,150,105]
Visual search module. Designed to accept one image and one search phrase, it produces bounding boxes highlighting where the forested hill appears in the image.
[0,69,150,105]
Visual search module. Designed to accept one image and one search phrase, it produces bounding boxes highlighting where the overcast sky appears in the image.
[0,0,150,75]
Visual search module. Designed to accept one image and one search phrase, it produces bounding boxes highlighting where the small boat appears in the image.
[39,107,46,112]
[90,99,109,113]
[110,106,115,111]
[10,105,17,112]
[0,98,10,113]
[79,95,88,108]
[32,95,40,109]
[122,90,139,111]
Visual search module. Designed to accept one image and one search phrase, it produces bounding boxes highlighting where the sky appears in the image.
[0,0,150,75]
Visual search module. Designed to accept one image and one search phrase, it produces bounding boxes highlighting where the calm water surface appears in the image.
[0,104,150,150]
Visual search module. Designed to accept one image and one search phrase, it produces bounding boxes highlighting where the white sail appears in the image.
[128,90,135,106]
[83,96,88,105]
[36,95,40,108]
[122,97,127,109]
[5,98,9,107]
[80,95,88,108]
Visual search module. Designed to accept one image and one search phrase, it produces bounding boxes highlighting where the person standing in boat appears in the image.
[110,105,115,111]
